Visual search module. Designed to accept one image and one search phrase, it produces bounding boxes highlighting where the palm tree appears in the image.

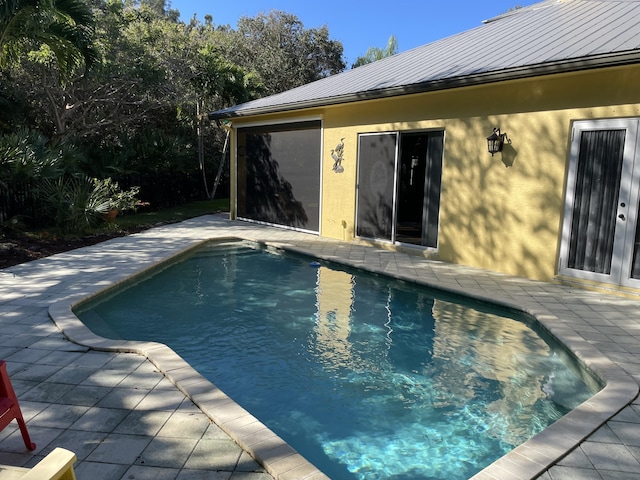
[352,35,399,69]
[0,0,98,77]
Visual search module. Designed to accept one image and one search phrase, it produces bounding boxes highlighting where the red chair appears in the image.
[0,360,36,450]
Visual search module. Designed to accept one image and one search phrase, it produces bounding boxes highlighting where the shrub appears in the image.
[38,176,104,234]
[91,178,142,212]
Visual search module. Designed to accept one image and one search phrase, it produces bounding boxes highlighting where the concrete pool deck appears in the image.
[1,214,640,479]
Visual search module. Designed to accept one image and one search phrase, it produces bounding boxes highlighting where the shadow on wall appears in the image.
[439,115,566,280]
[243,133,308,228]
[349,114,566,280]
[500,142,518,168]
[342,67,640,281]
[355,133,396,241]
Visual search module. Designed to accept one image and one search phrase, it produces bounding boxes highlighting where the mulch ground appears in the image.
[0,227,146,270]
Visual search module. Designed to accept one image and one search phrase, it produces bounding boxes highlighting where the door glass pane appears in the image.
[567,129,625,274]
[423,131,444,248]
[630,211,640,279]
[396,134,428,244]
[396,131,443,247]
[356,133,397,240]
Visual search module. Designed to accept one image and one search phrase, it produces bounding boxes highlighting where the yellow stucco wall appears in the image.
[228,64,640,282]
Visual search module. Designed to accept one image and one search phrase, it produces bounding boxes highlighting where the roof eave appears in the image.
[208,51,640,121]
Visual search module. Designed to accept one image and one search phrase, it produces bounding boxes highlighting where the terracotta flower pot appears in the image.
[102,208,119,223]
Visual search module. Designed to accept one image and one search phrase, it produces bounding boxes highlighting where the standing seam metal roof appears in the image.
[209,0,640,120]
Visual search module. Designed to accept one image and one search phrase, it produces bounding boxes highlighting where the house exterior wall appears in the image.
[228,63,640,283]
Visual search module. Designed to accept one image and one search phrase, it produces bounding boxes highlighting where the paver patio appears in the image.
[1,214,640,479]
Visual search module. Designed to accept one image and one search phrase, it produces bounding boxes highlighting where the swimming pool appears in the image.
[75,240,600,479]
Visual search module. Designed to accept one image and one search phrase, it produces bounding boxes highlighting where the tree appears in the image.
[13,1,263,142]
[1,2,346,215]
[352,35,398,69]
[0,0,98,136]
[228,10,346,95]
[0,0,98,78]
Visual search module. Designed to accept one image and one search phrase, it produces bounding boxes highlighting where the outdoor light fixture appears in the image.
[487,128,507,156]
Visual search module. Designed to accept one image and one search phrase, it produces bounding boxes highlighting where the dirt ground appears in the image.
[0,227,145,270]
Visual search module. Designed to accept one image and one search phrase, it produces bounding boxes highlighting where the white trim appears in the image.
[619,123,640,288]
[318,121,324,237]
[435,129,446,251]
[391,133,400,242]
[230,128,238,220]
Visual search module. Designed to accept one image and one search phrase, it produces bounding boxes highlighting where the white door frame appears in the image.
[559,118,640,287]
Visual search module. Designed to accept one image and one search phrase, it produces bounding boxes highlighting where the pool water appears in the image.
[76,241,599,480]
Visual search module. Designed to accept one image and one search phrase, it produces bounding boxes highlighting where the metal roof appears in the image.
[209,0,640,120]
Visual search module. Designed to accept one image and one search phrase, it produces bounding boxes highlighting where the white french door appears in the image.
[559,118,640,287]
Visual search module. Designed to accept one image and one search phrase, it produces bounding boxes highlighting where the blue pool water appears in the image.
[76,241,599,479]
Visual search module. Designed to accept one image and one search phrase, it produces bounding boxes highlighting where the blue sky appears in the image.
[169,0,540,66]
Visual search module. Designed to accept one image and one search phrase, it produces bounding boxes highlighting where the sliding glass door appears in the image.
[396,132,443,248]
[356,130,444,248]
[356,133,397,240]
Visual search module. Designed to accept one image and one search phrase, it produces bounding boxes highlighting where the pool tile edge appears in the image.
[48,296,330,480]
[47,231,640,480]
[274,241,640,479]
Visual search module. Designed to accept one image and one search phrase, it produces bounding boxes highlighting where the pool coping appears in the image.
[47,235,639,480]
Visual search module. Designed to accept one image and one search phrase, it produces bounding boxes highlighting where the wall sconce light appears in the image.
[486,128,508,156]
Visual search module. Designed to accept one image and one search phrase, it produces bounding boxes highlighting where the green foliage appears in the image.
[115,198,229,229]
[2,0,347,226]
[0,0,98,79]
[36,175,142,234]
[0,80,27,131]
[195,46,264,104]
[352,35,398,68]
[229,10,346,95]
[91,177,141,212]
[38,175,104,233]
[0,127,65,182]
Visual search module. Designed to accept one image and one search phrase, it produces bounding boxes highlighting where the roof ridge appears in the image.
[483,0,556,24]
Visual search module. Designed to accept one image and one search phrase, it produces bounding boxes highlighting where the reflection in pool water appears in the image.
[76,241,600,480]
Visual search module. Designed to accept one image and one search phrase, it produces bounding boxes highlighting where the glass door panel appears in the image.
[630,218,640,279]
[566,129,625,274]
[396,134,428,245]
[560,119,640,287]
[396,132,443,247]
[237,121,321,232]
[356,133,397,241]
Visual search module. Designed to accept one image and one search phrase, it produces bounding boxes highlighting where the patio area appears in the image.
[2,214,640,480]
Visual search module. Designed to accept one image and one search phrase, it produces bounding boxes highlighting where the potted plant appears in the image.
[92,178,144,222]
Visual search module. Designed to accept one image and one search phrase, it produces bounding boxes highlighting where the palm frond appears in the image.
[0,0,98,76]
